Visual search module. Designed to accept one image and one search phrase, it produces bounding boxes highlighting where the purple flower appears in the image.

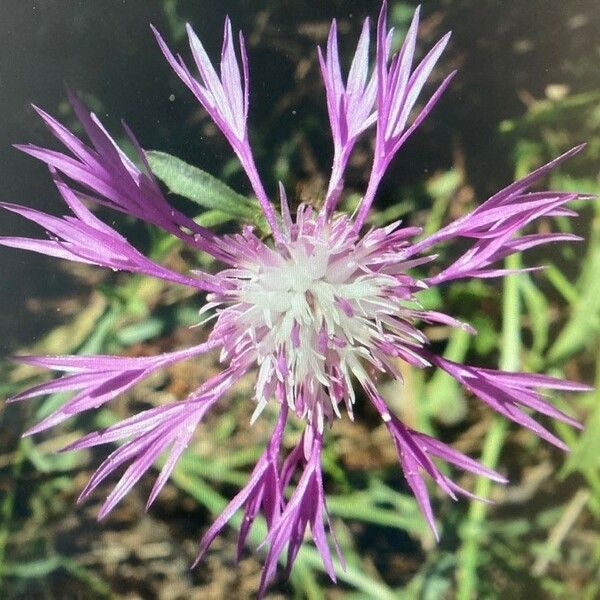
[2,3,589,596]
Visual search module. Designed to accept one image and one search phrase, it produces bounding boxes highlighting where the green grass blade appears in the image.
[456,252,521,599]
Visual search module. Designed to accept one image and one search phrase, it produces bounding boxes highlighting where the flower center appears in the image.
[210,208,424,429]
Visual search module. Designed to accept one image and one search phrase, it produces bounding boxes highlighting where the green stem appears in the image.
[456,253,521,599]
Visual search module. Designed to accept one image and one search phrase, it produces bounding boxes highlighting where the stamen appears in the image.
[210,206,425,429]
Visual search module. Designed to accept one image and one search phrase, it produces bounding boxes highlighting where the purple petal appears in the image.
[193,460,270,566]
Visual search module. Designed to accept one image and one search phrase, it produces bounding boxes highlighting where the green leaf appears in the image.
[562,396,600,476]
[520,274,549,355]
[423,168,462,237]
[425,328,470,425]
[146,150,261,223]
[326,494,425,536]
[115,317,164,345]
[547,215,600,364]
[544,263,579,305]
[195,209,237,228]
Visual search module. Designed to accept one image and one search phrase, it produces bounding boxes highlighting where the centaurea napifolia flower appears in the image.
[2,3,589,595]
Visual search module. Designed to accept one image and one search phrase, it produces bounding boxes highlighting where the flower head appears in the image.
[3,3,589,597]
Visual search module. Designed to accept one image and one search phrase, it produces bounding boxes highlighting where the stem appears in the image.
[456,252,521,599]
[499,254,523,373]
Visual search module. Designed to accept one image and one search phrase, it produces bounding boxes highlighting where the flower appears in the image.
[2,2,589,596]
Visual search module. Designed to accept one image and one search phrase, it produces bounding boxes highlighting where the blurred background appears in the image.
[0,0,598,598]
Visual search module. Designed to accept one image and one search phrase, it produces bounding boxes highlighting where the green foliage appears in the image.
[147,150,268,229]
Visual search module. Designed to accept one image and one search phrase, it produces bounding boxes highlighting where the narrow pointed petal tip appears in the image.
[149,24,168,50]
[379,0,390,19]
[11,354,51,366]
[431,523,440,543]
[568,142,586,155]
[21,427,38,439]
[492,472,510,485]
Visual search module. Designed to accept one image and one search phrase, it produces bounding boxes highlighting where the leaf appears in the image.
[146,150,261,222]
[520,274,549,355]
[115,317,164,345]
[425,328,470,425]
[326,492,425,536]
[547,216,600,364]
[196,209,237,228]
[562,397,600,476]
[423,168,462,237]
